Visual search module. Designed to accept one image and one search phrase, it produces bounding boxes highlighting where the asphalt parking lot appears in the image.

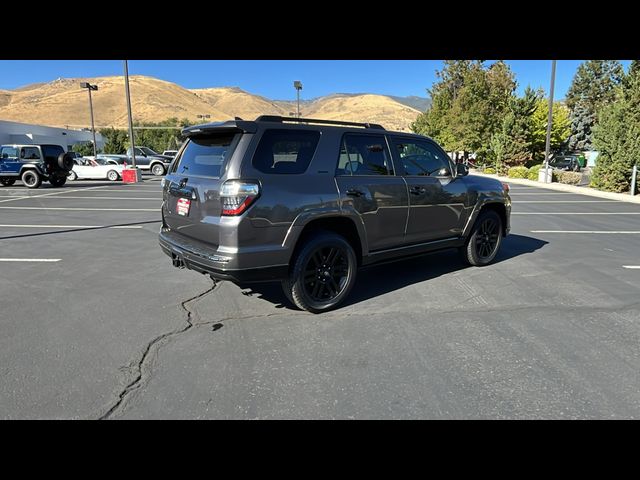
[1,178,639,419]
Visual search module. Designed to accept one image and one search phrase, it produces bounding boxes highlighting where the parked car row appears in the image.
[0,143,176,188]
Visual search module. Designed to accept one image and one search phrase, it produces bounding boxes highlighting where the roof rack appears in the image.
[255,115,385,130]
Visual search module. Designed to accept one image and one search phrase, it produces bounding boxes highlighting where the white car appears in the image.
[68,158,124,181]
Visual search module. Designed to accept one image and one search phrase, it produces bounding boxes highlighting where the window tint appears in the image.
[42,145,64,163]
[337,134,392,176]
[253,129,320,174]
[391,138,451,176]
[1,146,18,159]
[21,147,41,160]
[174,134,238,177]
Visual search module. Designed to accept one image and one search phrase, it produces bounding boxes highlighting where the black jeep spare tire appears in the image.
[58,152,74,171]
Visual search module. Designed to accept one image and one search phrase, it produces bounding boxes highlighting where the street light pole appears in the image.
[544,60,557,183]
[294,81,302,118]
[80,82,98,158]
[123,60,136,169]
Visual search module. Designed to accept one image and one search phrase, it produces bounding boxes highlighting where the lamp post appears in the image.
[80,82,98,158]
[123,60,137,170]
[543,60,557,183]
[293,81,302,118]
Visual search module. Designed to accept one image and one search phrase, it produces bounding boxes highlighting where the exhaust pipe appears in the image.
[172,254,185,268]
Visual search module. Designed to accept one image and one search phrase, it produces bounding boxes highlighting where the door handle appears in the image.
[409,186,426,195]
[345,188,365,197]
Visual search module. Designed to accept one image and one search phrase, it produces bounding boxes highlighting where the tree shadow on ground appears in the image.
[237,234,548,311]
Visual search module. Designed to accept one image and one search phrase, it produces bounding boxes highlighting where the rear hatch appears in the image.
[162,130,242,247]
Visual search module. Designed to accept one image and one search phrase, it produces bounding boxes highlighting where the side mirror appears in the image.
[456,163,469,177]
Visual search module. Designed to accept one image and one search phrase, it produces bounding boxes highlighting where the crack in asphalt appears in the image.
[97,279,218,420]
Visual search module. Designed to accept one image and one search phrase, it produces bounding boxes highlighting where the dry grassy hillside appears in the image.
[0,75,422,131]
[192,87,288,119]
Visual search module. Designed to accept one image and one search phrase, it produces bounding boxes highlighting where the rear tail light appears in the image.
[220,180,260,216]
[501,182,510,193]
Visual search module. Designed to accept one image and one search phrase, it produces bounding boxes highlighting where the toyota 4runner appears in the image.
[159,116,511,313]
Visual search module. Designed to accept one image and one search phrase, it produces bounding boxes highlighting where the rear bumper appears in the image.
[159,228,289,283]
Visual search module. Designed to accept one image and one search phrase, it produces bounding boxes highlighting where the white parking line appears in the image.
[515,200,619,203]
[512,212,640,215]
[0,185,109,203]
[531,230,640,234]
[0,258,61,262]
[0,206,157,212]
[509,192,575,195]
[0,195,160,200]
[622,266,640,269]
[0,224,145,229]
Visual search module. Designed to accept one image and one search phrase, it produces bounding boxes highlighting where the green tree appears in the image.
[100,127,128,154]
[530,99,571,160]
[565,60,623,152]
[412,60,515,163]
[565,60,624,112]
[567,102,595,151]
[590,66,640,193]
[71,142,97,156]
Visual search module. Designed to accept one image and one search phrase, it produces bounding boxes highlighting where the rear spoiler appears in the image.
[182,118,257,137]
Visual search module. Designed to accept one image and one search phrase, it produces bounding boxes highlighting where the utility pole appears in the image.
[123,60,137,169]
[80,82,98,158]
[543,60,557,183]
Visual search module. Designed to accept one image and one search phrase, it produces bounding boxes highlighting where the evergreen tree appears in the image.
[567,102,595,151]
[565,60,624,113]
[590,65,640,193]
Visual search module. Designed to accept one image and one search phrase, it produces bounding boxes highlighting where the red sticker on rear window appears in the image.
[176,197,191,216]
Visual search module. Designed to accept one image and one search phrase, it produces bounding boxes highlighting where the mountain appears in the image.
[0,75,426,131]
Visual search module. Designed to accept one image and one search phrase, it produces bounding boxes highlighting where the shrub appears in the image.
[484,167,496,174]
[556,171,582,185]
[507,166,529,179]
[527,164,543,180]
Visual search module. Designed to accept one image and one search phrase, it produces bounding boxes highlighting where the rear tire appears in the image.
[0,178,16,186]
[21,170,42,189]
[57,152,74,171]
[461,210,503,266]
[107,170,119,181]
[282,232,357,313]
[49,176,67,188]
[151,163,165,176]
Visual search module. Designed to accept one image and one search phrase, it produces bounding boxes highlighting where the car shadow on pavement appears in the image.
[238,234,548,312]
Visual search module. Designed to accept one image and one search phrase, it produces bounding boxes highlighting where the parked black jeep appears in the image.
[160,116,511,313]
[0,144,74,188]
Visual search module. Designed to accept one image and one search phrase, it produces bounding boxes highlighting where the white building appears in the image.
[0,120,104,151]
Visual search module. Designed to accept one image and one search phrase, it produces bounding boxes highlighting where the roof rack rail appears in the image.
[255,115,385,130]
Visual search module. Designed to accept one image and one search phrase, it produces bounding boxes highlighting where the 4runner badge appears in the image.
[176,197,191,216]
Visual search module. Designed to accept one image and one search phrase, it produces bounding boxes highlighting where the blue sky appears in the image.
[0,60,632,101]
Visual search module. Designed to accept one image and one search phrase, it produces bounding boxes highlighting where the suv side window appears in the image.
[390,137,451,177]
[252,129,320,175]
[1,146,18,160]
[337,134,393,176]
[21,147,41,161]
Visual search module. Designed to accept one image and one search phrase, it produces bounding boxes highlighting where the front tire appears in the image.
[67,171,78,181]
[151,163,165,176]
[107,170,119,181]
[462,210,503,266]
[21,170,42,189]
[0,178,16,186]
[282,232,357,313]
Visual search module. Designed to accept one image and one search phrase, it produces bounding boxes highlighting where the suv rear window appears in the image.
[173,134,238,177]
[252,129,320,174]
[42,145,64,163]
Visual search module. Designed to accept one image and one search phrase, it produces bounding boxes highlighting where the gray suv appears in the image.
[159,116,511,313]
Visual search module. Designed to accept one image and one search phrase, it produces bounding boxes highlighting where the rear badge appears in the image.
[176,197,191,216]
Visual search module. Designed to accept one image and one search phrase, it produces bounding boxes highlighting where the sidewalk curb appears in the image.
[473,172,640,204]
